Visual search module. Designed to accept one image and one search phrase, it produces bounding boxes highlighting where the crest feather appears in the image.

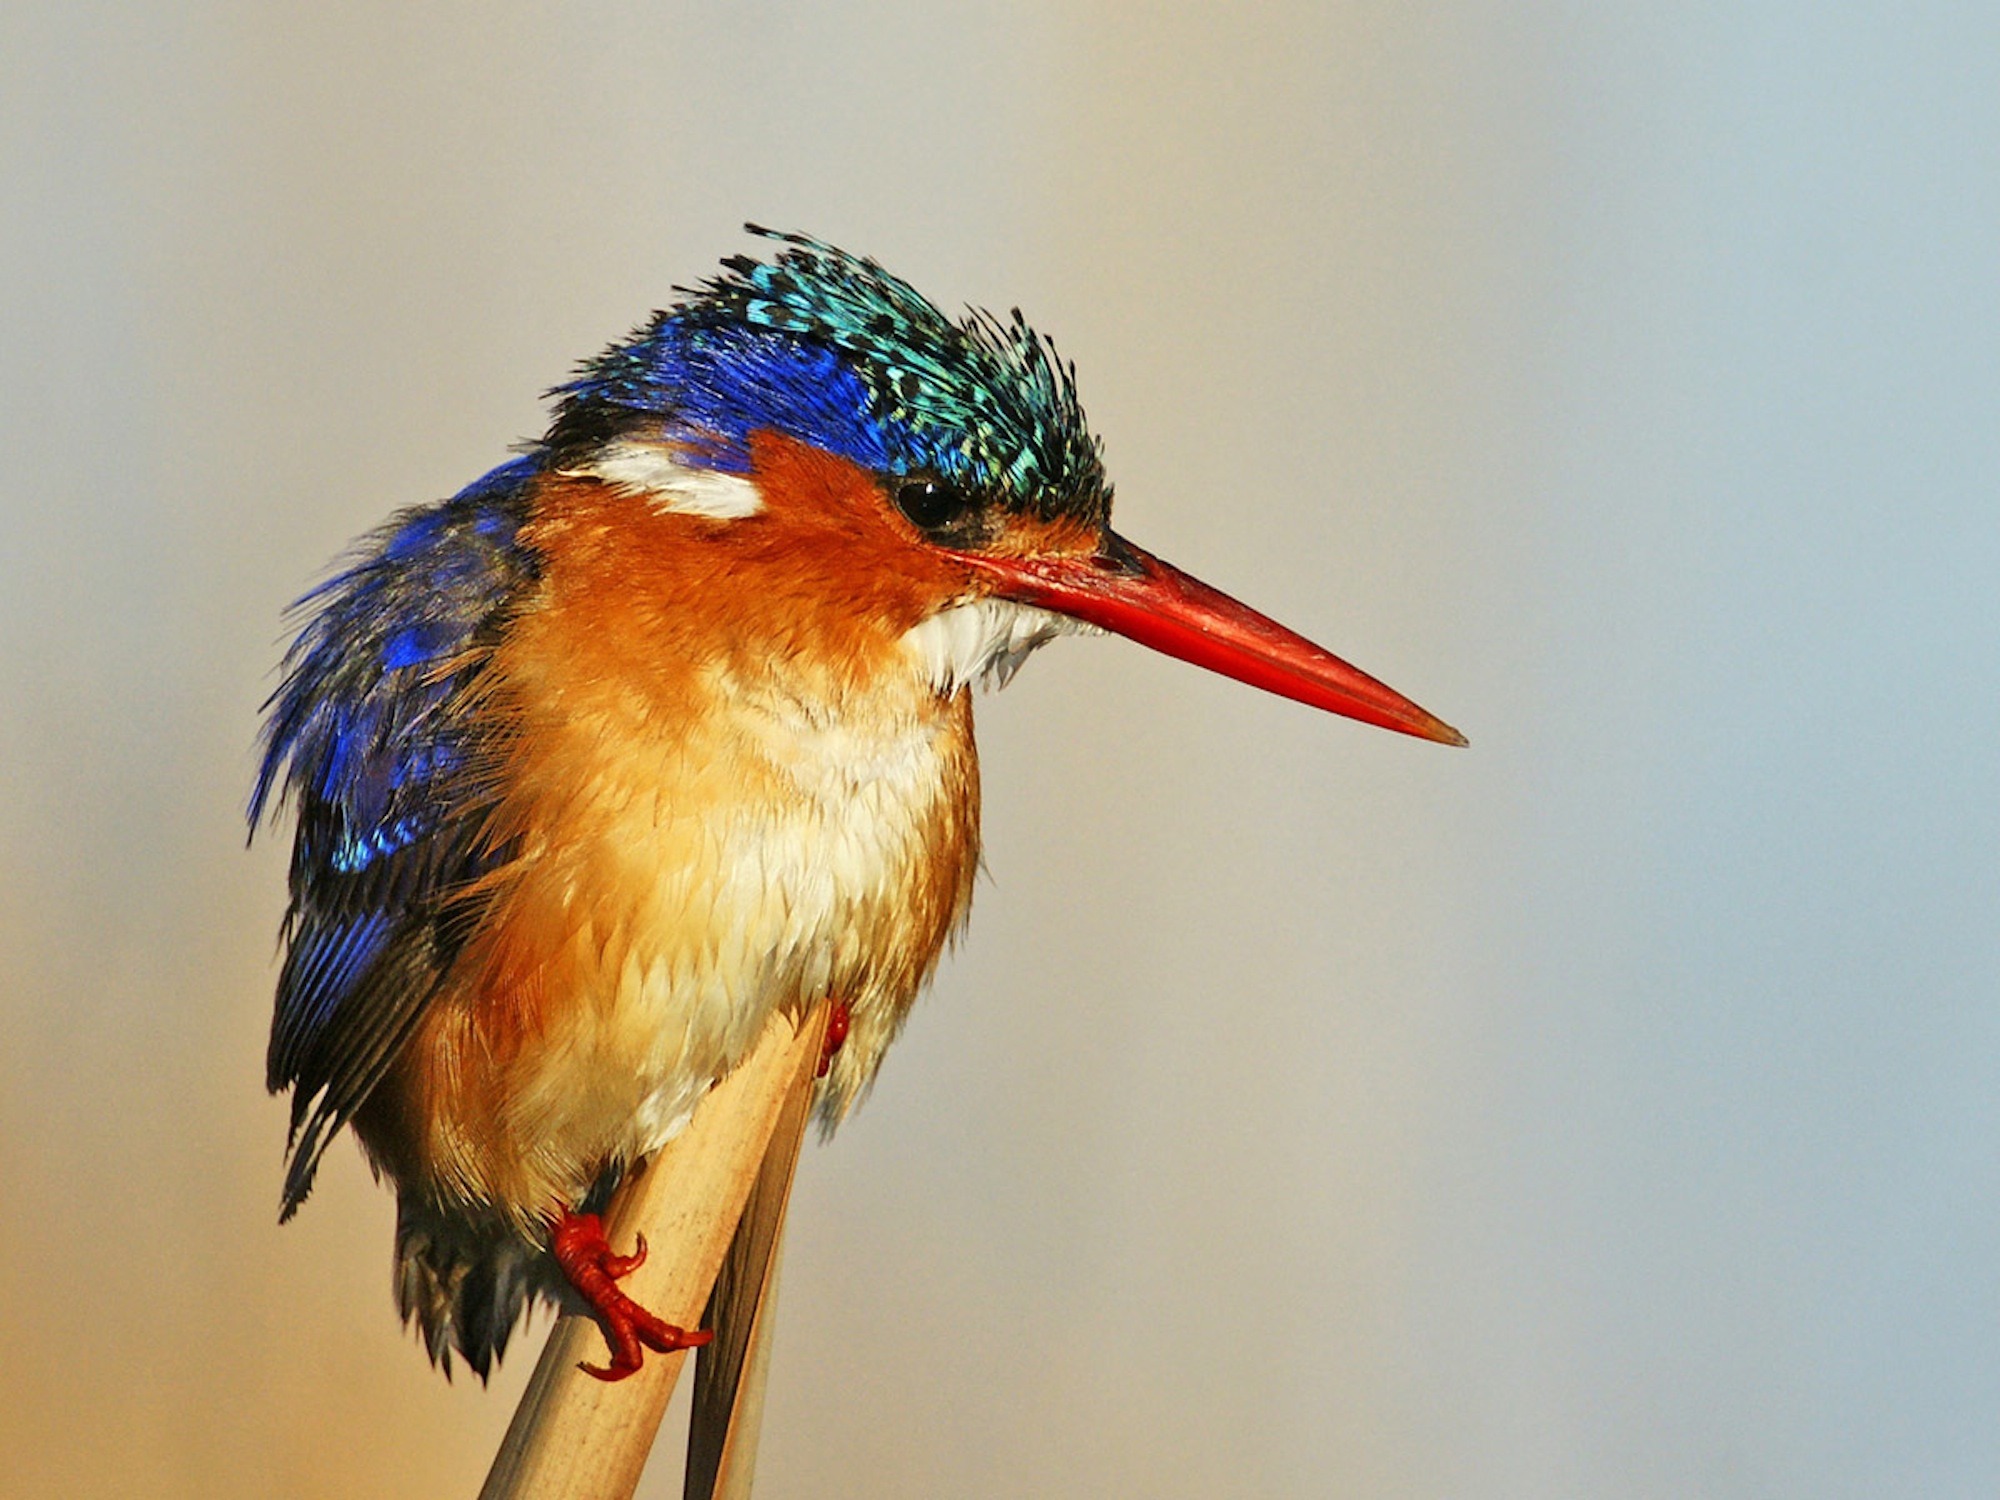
[548,228,1108,524]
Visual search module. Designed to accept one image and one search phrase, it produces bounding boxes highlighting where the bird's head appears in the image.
[541,227,1464,745]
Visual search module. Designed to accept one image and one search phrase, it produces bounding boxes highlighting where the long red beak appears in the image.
[957,532,1466,746]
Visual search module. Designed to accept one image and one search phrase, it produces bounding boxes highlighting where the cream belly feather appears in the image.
[403,626,983,1223]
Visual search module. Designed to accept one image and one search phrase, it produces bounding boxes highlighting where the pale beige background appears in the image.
[5,4,1996,1496]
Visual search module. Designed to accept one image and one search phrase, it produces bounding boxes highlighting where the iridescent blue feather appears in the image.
[253,457,541,1216]
[548,227,1108,523]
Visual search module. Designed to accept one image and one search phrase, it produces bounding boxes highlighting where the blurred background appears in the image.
[4,3,1996,1495]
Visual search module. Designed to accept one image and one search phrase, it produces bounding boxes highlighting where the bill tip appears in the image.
[1408,713,1469,748]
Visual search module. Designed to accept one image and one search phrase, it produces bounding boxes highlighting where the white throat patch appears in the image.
[901,599,1093,695]
[564,440,766,519]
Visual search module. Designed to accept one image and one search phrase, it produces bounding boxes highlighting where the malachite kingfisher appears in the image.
[252,227,1465,1384]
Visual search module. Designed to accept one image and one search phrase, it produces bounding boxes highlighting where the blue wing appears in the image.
[252,457,542,1218]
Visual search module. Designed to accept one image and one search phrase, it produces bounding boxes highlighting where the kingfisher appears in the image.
[252,227,1464,1387]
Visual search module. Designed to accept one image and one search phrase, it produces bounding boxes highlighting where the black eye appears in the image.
[894,478,975,533]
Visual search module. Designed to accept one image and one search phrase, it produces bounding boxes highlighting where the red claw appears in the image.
[549,1208,713,1381]
[816,1000,852,1078]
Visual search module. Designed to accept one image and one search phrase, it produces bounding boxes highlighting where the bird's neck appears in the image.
[498,469,976,835]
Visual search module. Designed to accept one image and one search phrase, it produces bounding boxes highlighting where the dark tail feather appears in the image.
[277,1108,334,1223]
[394,1200,551,1382]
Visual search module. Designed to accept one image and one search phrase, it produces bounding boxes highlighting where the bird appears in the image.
[251,226,1464,1389]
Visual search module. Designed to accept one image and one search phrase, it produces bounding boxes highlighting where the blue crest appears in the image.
[549,228,1109,523]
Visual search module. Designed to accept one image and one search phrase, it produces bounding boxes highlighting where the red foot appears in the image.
[549,1209,713,1381]
[816,1000,852,1078]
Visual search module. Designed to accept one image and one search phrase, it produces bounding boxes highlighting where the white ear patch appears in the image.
[901,599,1094,695]
[565,440,766,519]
